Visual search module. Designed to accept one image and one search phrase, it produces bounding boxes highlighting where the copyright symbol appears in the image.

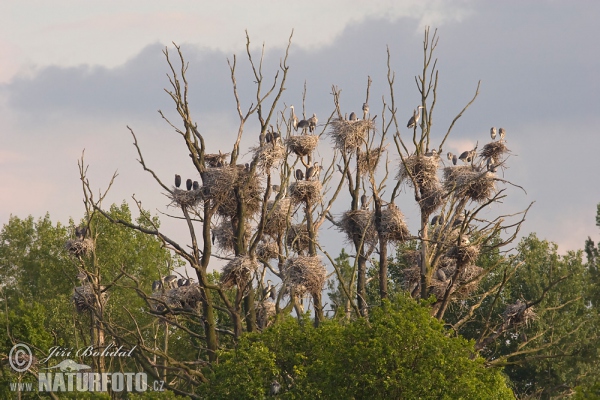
[9,344,33,372]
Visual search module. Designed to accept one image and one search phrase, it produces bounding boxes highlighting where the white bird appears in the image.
[308,113,318,133]
[490,127,497,140]
[290,106,298,131]
[407,106,424,129]
[499,127,506,141]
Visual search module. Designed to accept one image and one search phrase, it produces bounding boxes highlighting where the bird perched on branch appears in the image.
[263,280,276,301]
[407,106,424,128]
[362,102,369,117]
[308,113,318,133]
[490,127,497,140]
[265,131,273,144]
[175,174,181,188]
[75,226,87,240]
[186,179,193,191]
[431,214,444,226]
[295,169,304,181]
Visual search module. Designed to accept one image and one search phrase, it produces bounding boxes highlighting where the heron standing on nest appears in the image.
[349,111,357,121]
[490,127,497,140]
[175,174,181,188]
[290,106,298,131]
[499,127,506,141]
[452,154,458,165]
[308,113,318,133]
[306,162,320,181]
[361,194,368,210]
[458,151,470,164]
[192,181,200,191]
[186,179,193,191]
[407,106,425,129]
[263,280,276,301]
[362,102,369,117]
[295,169,304,181]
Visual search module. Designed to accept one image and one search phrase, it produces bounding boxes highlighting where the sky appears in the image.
[1,1,599,272]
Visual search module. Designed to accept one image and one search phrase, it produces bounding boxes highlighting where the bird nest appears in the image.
[480,141,508,163]
[251,143,286,172]
[502,300,537,327]
[397,154,440,191]
[220,256,258,289]
[257,241,280,260]
[377,206,410,242]
[204,166,263,218]
[447,243,480,266]
[339,210,377,246]
[290,180,322,204]
[72,285,108,313]
[328,119,375,152]
[263,198,292,236]
[150,284,203,313]
[204,153,229,168]
[286,135,319,157]
[256,300,276,330]
[284,256,326,295]
[429,278,454,300]
[443,166,496,203]
[357,147,384,176]
[65,238,95,257]
[418,185,444,216]
[169,187,203,208]
[403,263,483,300]
[286,224,312,254]
[202,166,239,201]
[213,219,250,253]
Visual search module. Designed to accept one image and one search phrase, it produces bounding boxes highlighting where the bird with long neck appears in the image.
[407,106,425,129]
[290,106,299,131]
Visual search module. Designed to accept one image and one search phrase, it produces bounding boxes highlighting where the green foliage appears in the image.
[201,295,513,399]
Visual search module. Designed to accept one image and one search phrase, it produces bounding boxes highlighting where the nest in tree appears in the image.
[428,278,454,300]
[443,166,496,203]
[169,188,203,208]
[220,256,258,289]
[73,285,108,313]
[286,135,319,157]
[447,242,480,266]
[290,180,322,204]
[397,154,440,191]
[256,300,276,330]
[286,224,311,254]
[204,153,229,168]
[263,198,292,236]
[455,265,484,298]
[284,256,326,295]
[418,185,444,216]
[150,284,203,313]
[251,142,286,172]
[339,210,377,246]
[502,300,537,327]
[257,240,280,260]
[204,166,263,218]
[213,219,250,253]
[202,166,239,201]
[65,238,95,257]
[377,206,410,242]
[329,119,375,152]
[357,147,385,176]
[480,141,508,163]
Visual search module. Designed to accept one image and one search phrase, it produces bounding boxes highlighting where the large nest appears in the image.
[204,153,229,168]
[290,180,322,204]
[257,240,280,260]
[220,256,258,289]
[251,142,286,172]
[203,166,263,218]
[402,261,483,300]
[418,184,444,216]
[377,206,410,242]
[286,135,319,157]
[73,285,108,313]
[256,300,276,330]
[150,284,203,313]
[329,119,375,152]
[480,141,508,163]
[443,166,496,203]
[263,198,292,236]
[213,219,250,253]
[357,147,385,176]
[65,238,95,257]
[286,224,311,254]
[284,256,326,295]
[202,166,239,201]
[169,187,203,208]
[502,300,537,327]
[339,210,377,246]
[447,242,480,266]
[397,154,440,191]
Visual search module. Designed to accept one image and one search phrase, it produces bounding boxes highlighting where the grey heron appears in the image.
[452,154,458,165]
[245,163,250,172]
[265,131,273,144]
[175,174,181,188]
[407,106,425,129]
[272,184,280,193]
[499,127,506,141]
[75,226,87,239]
[305,162,320,181]
[290,106,299,131]
[362,102,369,116]
[490,127,497,140]
[76,271,88,282]
[163,275,178,289]
[263,280,276,300]
[270,380,281,396]
[192,181,200,191]
[297,119,309,132]
[308,113,318,133]
[216,160,224,168]
[436,269,447,281]
[349,111,357,121]
[186,179,193,191]
[487,158,497,173]
[295,169,304,181]
[431,214,444,226]
[152,280,163,292]
[458,151,470,163]
[425,149,437,157]
[361,194,368,210]
[447,152,453,161]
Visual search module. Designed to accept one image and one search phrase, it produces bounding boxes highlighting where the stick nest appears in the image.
[263,198,292,236]
[256,300,276,330]
[357,147,385,176]
[203,166,263,218]
[286,224,312,254]
[339,210,377,246]
[377,206,410,242]
[443,166,496,203]
[286,135,319,157]
[418,185,444,216]
[65,238,95,257]
[73,284,108,313]
[169,188,203,208]
[220,256,258,289]
[502,300,537,327]
[397,154,440,191]
[329,119,375,152]
[213,219,250,253]
[204,153,229,168]
[447,242,480,265]
[284,256,326,295]
[257,240,280,260]
[480,141,509,163]
[290,180,322,204]
[251,142,286,172]
[150,284,203,313]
